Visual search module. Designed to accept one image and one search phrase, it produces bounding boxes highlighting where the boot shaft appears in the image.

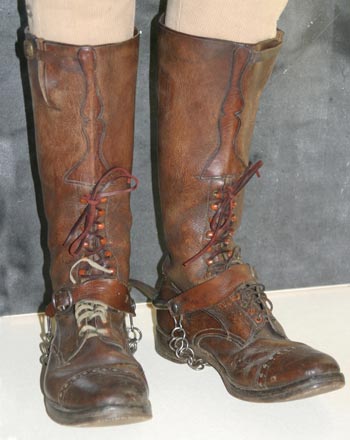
[157,20,282,289]
[25,32,139,290]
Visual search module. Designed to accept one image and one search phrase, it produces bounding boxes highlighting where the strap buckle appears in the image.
[52,288,73,314]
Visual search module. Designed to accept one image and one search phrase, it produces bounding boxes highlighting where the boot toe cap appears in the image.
[57,366,150,410]
[260,342,345,397]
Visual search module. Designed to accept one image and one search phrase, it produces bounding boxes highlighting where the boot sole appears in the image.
[155,326,345,403]
[45,397,152,427]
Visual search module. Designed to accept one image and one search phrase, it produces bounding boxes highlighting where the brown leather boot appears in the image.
[154,19,345,401]
[25,31,151,425]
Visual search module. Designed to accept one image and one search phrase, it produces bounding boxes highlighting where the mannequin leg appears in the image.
[25,0,135,44]
[165,0,288,43]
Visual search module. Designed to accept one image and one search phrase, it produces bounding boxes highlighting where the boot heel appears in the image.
[155,327,186,364]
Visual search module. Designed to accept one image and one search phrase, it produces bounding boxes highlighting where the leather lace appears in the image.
[237,282,273,324]
[64,167,138,280]
[184,160,263,268]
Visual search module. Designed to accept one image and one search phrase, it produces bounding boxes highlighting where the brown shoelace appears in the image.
[64,167,138,259]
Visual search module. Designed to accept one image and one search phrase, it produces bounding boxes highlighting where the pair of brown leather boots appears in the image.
[25,18,344,426]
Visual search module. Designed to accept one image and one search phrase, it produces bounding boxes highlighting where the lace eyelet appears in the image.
[183,162,263,268]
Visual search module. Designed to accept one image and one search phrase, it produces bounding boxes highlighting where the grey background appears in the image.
[0,1,349,316]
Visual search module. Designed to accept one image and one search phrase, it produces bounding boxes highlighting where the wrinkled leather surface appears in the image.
[26,32,150,417]
[156,21,343,399]
[2,1,350,317]
[157,20,282,289]
[158,275,341,393]
[45,309,149,411]
[26,32,140,290]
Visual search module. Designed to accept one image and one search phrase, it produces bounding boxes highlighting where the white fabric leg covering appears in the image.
[165,0,288,43]
[25,0,135,45]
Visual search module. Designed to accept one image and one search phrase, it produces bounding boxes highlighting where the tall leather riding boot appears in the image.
[155,19,344,401]
[24,32,151,425]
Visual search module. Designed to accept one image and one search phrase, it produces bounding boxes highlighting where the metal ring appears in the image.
[171,327,186,339]
[127,327,142,342]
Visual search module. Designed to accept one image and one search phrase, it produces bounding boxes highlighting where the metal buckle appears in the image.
[52,288,73,314]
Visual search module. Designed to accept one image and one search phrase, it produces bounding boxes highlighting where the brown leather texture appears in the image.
[45,309,150,419]
[155,20,344,401]
[45,279,134,318]
[26,31,151,425]
[168,264,255,316]
[157,19,283,290]
[25,32,139,290]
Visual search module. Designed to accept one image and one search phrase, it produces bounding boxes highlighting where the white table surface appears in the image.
[0,285,349,440]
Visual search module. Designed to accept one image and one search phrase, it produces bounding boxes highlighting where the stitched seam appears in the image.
[58,365,139,403]
[257,347,297,388]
